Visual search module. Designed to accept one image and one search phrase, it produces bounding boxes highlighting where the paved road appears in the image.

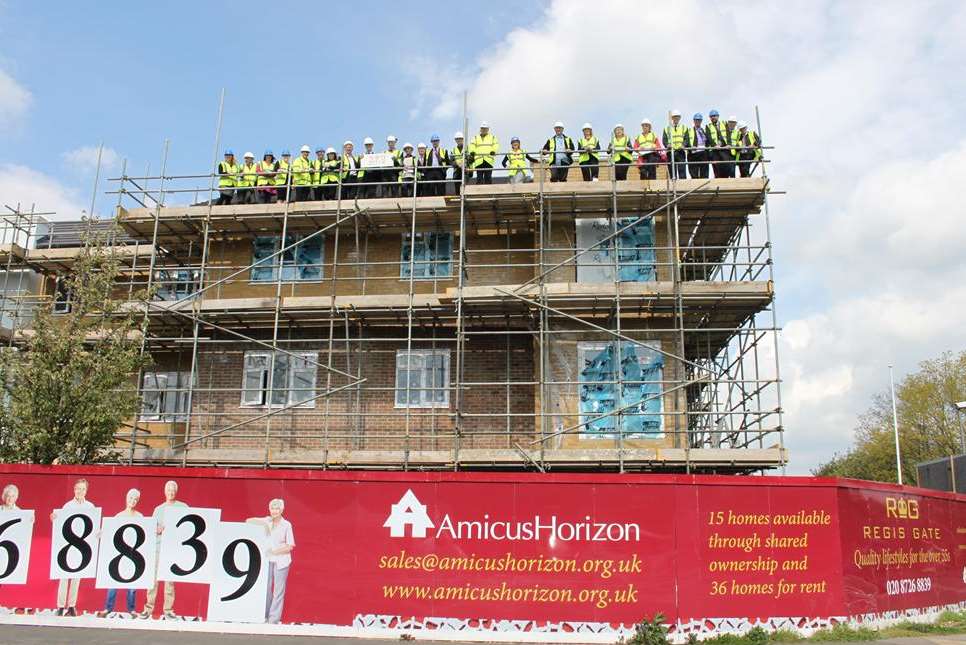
[2,627,965,645]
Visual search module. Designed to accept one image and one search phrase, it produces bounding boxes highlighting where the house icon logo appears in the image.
[383,489,435,538]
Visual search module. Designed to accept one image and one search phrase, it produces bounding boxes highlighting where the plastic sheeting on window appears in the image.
[155,270,200,301]
[401,232,452,279]
[251,235,323,282]
[578,341,663,438]
[575,216,656,283]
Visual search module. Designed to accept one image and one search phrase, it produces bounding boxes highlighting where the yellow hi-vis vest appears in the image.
[311,158,324,186]
[452,145,466,168]
[340,154,360,180]
[578,135,600,163]
[322,158,340,184]
[610,136,633,163]
[218,161,239,188]
[256,161,276,186]
[505,150,528,178]
[238,162,258,188]
[732,130,761,160]
[469,133,498,168]
[292,156,313,185]
[274,159,290,186]
[706,121,728,146]
[664,124,685,150]
[636,132,658,151]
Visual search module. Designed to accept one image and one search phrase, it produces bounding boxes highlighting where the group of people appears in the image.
[214,110,763,205]
[0,478,294,624]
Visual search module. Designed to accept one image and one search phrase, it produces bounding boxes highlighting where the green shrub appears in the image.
[620,614,669,645]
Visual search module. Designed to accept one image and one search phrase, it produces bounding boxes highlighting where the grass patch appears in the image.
[622,609,966,645]
[807,624,879,642]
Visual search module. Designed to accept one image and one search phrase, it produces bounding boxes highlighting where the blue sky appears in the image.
[1,1,965,474]
[0,2,547,184]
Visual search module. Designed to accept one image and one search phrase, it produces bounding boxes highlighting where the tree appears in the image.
[0,226,152,464]
[814,350,966,483]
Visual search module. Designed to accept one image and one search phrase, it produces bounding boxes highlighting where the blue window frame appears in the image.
[251,234,323,282]
[578,341,664,438]
[401,232,452,279]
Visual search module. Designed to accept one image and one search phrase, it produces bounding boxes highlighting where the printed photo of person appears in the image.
[99,488,142,617]
[49,478,94,616]
[139,480,186,619]
[1,483,19,510]
[247,498,295,624]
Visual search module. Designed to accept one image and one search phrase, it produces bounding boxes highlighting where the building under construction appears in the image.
[0,127,784,473]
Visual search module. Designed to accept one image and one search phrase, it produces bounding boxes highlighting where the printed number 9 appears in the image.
[0,518,21,579]
[57,514,93,573]
[171,514,207,577]
[108,524,146,583]
[221,538,261,601]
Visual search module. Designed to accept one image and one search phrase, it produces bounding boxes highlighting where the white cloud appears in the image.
[0,164,85,221]
[404,0,966,474]
[0,67,31,130]
[61,145,121,173]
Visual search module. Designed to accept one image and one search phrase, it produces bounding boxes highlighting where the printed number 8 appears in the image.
[57,514,93,573]
[108,524,146,583]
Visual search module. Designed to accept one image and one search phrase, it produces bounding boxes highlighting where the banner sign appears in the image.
[0,466,961,639]
[361,152,394,169]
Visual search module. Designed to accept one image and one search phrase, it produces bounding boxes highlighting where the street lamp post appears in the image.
[955,401,966,456]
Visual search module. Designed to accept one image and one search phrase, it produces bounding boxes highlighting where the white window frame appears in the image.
[240,350,318,408]
[394,349,450,409]
[140,371,192,422]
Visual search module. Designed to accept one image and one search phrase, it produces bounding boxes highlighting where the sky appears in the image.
[1,1,964,474]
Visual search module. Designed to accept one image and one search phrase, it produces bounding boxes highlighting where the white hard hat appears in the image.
[300,145,311,153]
[417,142,426,148]
[671,109,681,117]
[243,151,254,159]
[479,121,489,128]
[387,135,397,143]
[343,140,353,147]
[553,120,564,128]
[403,142,414,149]
[738,121,748,129]
[582,122,592,130]
[727,115,737,122]
[454,131,464,139]
[326,147,336,154]
[363,137,374,145]
[614,123,624,129]
[641,118,652,126]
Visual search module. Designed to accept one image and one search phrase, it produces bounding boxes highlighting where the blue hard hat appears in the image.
[264,150,274,157]
[693,113,703,120]
[709,109,719,117]
[281,150,291,156]
[430,133,440,141]
[225,149,234,155]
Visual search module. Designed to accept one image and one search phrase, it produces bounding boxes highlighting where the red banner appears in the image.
[0,465,962,638]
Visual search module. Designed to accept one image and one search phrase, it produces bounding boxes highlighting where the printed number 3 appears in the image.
[171,514,207,576]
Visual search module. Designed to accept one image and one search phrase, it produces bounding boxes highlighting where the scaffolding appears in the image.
[0,105,785,473]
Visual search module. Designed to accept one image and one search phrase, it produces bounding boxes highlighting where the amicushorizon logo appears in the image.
[383,489,640,542]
